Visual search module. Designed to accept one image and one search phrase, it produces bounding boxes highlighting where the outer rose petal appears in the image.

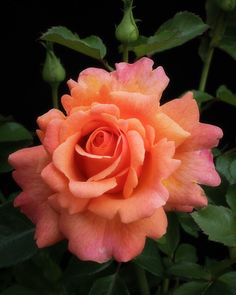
[165,149,221,210]
[60,207,167,263]
[9,146,63,246]
[161,92,199,132]
[112,57,169,98]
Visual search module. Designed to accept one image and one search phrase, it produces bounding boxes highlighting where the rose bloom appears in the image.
[9,58,222,263]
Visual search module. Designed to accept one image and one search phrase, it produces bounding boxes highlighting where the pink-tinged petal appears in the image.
[161,92,199,132]
[113,57,169,98]
[37,109,65,131]
[9,146,51,202]
[60,208,167,263]
[165,180,208,209]
[42,119,64,154]
[53,133,82,180]
[164,204,194,212]
[175,149,221,186]
[49,191,89,215]
[154,113,190,147]
[35,203,63,247]
[69,177,117,198]
[60,212,111,263]
[89,139,180,223]
[178,123,223,152]
[41,163,68,192]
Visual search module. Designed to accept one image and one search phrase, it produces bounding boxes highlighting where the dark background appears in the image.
[2,0,236,148]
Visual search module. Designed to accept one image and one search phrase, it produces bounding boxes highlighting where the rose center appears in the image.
[86,127,118,156]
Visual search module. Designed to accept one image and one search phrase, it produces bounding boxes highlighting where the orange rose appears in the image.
[9,58,223,262]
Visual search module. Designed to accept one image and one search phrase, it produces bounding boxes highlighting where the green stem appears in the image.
[51,83,59,109]
[135,265,150,295]
[198,46,214,92]
[162,278,170,294]
[100,59,114,72]
[122,44,129,62]
[198,12,227,92]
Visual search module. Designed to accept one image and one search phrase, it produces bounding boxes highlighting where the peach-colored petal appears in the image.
[42,119,64,154]
[49,191,89,215]
[53,133,81,180]
[112,57,169,98]
[165,180,208,210]
[161,92,199,132]
[37,109,65,131]
[9,146,51,202]
[41,163,68,192]
[89,139,180,223]
[69,177,117,198]
[110,91,157,121]
[153,113,190,147]
[123,130,145,197]
[35,203,63,247]
[60,208,167,263]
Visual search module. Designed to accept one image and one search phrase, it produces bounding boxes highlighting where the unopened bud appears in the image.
[216,0,236,11]
[42,46,66,85]
[115,0,139,43]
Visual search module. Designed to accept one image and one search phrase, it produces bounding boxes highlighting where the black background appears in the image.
[2,0,236,147]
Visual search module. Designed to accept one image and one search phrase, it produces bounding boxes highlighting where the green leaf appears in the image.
[230,159,236,180]
[88,275,130,295]
[0,285,36,295]
[176,212,199,237]
[192,205,236,246]
[205,280,235,295]
[0,122,32,143]
[218,271,236,288]
[203,175,229,206]
[157,213,180,258]
[0,122,33,173]
[132,12,208,57]
[217,85,236,107]
[174,244,198,263]
[173,281,209,295]
[218,24,236,60]
[168,262,210,280]
[216,152,236,184]
[134,238,163,277]
[65,257,112,278]
[41,26,106,59]
[192,90,214,106]
[226,184,236,213]
[0,202,37,268]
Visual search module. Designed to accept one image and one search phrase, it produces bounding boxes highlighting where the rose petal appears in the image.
[35,203,63,247]
[37,109,65,131]
[69,177,117,198]
[9,146,51,201]
[60,207,167,263]
[154,112,190,147]
[161,92,199,132]
[53,133,82,180]
[113,57,169,98]
[41,163,68,192]
[89,139,180,223]
[178,123,223,152]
